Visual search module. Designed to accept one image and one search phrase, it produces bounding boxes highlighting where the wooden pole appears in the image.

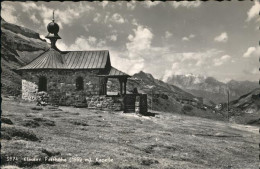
[227,90,229,120]
[124,81,127,95]
[151,89,153,111]
[119,78,123,95]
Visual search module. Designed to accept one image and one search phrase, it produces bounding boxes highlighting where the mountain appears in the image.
[108,71,225,120]
[166,74,258,104]
[1,17,49,95]
[228,88,260,125]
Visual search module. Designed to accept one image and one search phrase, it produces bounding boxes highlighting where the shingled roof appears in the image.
[98,67,130,77]
[19,49,111,70]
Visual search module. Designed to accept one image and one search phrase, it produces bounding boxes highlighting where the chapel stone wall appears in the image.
[21,69,103,105]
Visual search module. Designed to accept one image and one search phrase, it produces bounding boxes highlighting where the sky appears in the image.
[1,0,260,82]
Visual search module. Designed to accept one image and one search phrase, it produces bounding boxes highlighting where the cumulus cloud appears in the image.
[39,34,50,43]
[246,0,260,22]
[162,49,224,81]
[93,13,102,23]
[127,1,136,10]
[170,0,202,8]
[165,31,173,38]
[182,34,195,41]
[243,46,260,58]
[213,55,231,66]
[20,2,93,27]
[107,34,118,41]
[251,68,259,74]
[30,14,40,24]
[142,1,161,8]
[110,13,125,24]
[100,1,108,8]
[1,3,19,24]
[214,32,228,42]
[126,25,153,59]
[56,36,106,51]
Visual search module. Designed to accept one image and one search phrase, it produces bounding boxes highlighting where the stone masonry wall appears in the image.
[22,69,103,105]
[22,79,38,101]
[86,95,123,111]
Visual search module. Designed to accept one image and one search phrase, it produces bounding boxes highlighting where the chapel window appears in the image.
[76,76,84,91]
[38,76,47,91]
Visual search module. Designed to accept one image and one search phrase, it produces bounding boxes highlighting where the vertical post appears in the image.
[151,89,153,111]
[227,90,229,120]
[119,78,123,95]
[104,77,108,96]
[123,78,127,95]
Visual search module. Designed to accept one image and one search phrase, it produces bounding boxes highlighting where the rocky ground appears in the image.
[1,97,259,169]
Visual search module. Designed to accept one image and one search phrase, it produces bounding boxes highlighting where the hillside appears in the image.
[166,74,258,103]
[1,17,49,96]
[228,88,260,125]
[1,98,258,169]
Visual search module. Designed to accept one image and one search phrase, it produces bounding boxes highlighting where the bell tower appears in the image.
[45,11,61,50]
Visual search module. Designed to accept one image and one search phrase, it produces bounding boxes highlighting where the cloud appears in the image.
[107,34,117,41]
[111,55,145,75]
[93,13,102,23]
[30,14,40,24]
[110,13,125,24]
[100,1,108,8]
[1,3,19,24]
[213,55,231,66]
[214,32,228,42]
[182,34,195,41]
[165,31,173,38]
[243,67,259,75]
[251,68,259,74]
[20,2,94,28]
[246,0,260,22]
[56,36,106,51]
[161,49,224,81]
[170,0,202,8]
[142,1,161,8]
[127,1,136,10]
[39,34,50,43]
[126,25,153,59]
[182,37,189,41]
[243,46,260,58]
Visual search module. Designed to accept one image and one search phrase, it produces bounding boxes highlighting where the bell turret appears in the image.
[45,11,61,49]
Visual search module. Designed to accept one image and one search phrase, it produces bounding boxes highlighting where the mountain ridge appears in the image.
[166,74,258,103]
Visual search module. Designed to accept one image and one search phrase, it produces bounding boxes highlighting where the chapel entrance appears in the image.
[38,76,47,91]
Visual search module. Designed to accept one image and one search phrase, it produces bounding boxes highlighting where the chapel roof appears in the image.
[18,49,110,70]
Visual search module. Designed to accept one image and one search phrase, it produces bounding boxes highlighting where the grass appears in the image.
[1,98,259,169]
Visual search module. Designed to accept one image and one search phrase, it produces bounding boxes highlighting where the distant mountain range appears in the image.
[166,74,258,103]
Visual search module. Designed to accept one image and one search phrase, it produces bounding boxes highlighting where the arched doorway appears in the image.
[38,76,47,91]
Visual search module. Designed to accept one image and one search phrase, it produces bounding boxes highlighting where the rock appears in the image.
[31,106,43,111]
[2,117,13,125]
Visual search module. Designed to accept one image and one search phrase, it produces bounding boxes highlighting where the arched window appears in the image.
[76,77,84,91]
[38,76,47,91]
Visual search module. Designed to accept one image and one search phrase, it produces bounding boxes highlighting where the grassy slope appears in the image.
[1,19,49,96]
[1,98,258,169]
